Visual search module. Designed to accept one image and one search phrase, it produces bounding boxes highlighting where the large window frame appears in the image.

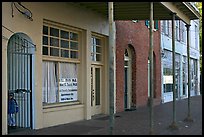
[42,20,82,63]
[42,20,82,105]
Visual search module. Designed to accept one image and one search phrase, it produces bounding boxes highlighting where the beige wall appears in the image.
[2,2,109,135]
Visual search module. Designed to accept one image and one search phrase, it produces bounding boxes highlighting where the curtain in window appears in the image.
[59,62,77,78]
[42,61,58,103]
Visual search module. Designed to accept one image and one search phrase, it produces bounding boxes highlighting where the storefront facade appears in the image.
[2,2,200,135]
[161,19,200,103]
[2,2,110,134]
[115,20,161,112]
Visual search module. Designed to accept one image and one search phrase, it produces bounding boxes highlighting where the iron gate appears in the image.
[7,34,35,129]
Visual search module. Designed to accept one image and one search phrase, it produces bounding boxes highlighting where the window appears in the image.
[195,25,198,49]
[175,21,180,41]
[42,61,78,104]
[145,20,159,30]
[42,24,79,60]
[42,20,81,105]
[180,21,185,42]
[175,53,180,98]
[182,56,187,96]
[165,21,170,36]
[163,50,173,93]
[91,36,102,62]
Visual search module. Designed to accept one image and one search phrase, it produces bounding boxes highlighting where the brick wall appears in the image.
[115,20,161,112]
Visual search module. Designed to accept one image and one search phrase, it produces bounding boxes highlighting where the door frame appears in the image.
[91,65,102,116]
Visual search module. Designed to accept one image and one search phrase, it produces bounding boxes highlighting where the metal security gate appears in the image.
[7,34,35,129]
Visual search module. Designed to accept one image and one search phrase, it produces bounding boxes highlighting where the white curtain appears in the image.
[42,61,58,103]
[59,62,77,78]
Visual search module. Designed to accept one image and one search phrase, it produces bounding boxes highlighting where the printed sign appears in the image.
[59,78,77,102]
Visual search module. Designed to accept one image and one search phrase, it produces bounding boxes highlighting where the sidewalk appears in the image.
[8,95,202,135]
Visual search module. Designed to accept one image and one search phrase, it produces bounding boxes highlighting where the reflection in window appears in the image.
[91,36,102,62]
[163,50,173,93]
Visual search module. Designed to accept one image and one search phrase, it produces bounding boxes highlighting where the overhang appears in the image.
[72,2,201,25]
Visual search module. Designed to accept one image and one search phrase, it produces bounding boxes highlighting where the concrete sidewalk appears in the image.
[8,95,202,135]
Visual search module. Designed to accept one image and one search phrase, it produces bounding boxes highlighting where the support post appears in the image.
[149,2,154,135]
[169,12,178,130]
[184,24,194,122]
[108,2,115,135]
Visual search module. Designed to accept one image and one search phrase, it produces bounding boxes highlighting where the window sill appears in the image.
[43,101,82,110]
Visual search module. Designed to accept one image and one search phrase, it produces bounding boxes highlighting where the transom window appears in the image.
[42,24,79,60]
[91,36,102,62]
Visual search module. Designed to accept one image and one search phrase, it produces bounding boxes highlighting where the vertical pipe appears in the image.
[26,40,29,127]
[30,54,33,128]
[169,12,178,129]
[108,2,115,135]
[23,39,26,127]
[18,37,20,127]
[149,2,154,135]
[16,38,18,126]
[185,24,193,122]
[20,37,23,128]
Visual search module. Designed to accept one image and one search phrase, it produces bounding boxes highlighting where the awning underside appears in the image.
[72,2,200,22]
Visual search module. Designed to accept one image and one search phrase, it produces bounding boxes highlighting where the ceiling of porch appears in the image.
[72,2,200,23]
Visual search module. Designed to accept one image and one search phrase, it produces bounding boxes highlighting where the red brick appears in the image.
[115,20,161,112]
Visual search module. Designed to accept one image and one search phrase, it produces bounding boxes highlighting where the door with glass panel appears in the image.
[91,65,102,115]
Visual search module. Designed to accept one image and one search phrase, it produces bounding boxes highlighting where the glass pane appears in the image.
[50,48,59,56]
[61,49,69,58]
[43,46,48,55]
[70,42,78,50]
[124,61,128,67]
[70,32,78,41]
[92,45,96,53]
[43,36,48,45]
[50,38,59,47]
[43,26,48,35]
[50,27,59,37]
[61,40,69,48]
[96,46,101,53]
[60,30,69,39]
[96,38,100,45]
[92,37,95,45]
[96,54,101,61]
[95,68,100,105]
[70,51,78,59]
[91,53,96,61]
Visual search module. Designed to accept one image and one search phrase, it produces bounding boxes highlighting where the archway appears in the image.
[7,33,35,132]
